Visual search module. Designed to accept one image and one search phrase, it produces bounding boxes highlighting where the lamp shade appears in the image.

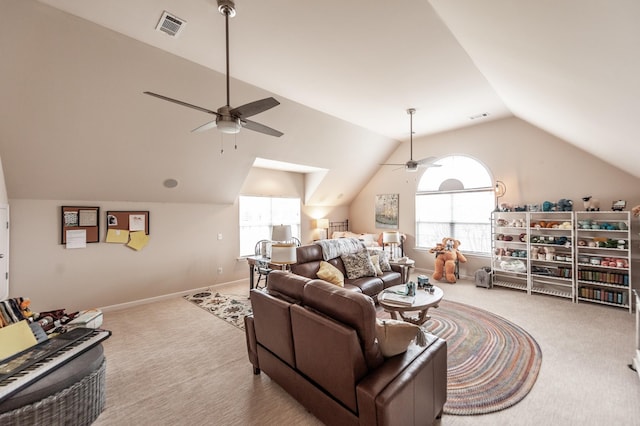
[271,243,297,265]
[271,225,292,242]
[383,231,401,244]
[316,218,329,229]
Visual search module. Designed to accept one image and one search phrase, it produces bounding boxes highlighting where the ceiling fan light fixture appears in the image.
[216,117,241,134]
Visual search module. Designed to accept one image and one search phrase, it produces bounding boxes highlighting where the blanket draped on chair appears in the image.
[315,238,365,261]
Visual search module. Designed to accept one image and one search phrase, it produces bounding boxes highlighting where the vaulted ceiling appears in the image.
[2,0,638,206]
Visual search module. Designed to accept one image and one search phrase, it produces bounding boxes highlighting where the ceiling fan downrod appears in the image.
[407,108,415,162]
[218,0,235,107]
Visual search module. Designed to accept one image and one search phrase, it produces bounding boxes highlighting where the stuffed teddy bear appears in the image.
[430,237,467,284]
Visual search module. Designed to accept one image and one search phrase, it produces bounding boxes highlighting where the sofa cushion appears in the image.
[302,280,384,370]
[250,289,297,367]
[375,318,422,357]
[340,250,375,279]
[316,261,345,287]
[267,270,310,302]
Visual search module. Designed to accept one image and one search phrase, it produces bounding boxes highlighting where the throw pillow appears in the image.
[370,255,384,276]
[375,318,421,357]
[369,249,392,272]
[316,261,345,287]
[340,250,376,279]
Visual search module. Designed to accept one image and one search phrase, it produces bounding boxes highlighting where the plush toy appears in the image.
[632,205,640,217]
[430,237,467,284]
[557,199,573,211]
[19,298,34,319]
[582,196,600,211]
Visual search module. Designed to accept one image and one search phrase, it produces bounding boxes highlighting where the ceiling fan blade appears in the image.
[230,97,280,119]
[242,119,284,137]
[192,120,218,133]
[143,92,219,116]
[416,156,439,165]
[380,163,407,166]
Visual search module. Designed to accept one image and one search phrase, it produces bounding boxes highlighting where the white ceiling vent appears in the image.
[156,11,186,37]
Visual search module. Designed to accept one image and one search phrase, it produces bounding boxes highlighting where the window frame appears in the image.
[238,195,301,257]
[414,156,494,256]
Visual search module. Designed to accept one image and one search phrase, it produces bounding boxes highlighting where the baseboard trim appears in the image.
[99,278,246,313]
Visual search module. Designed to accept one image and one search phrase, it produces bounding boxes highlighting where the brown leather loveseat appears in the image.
[290,242,402,299]
[245,270,447,425]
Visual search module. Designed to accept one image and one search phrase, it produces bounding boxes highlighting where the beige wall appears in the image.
[8,117,640,311]
[0,157,7,204]
[7,168,349,312]
[350,117,640,283]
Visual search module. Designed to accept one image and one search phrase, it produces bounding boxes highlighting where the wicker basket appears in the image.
[0,358,106,426]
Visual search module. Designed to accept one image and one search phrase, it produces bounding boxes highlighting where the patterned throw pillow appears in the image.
[340,250,376,279]
[370,255,384,276]
[316,261,345,287]
[369,249,392,272]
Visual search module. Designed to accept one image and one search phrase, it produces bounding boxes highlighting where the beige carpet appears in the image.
[93,277,640,426]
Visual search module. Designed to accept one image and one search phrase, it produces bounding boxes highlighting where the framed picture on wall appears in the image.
[375,194,399,229]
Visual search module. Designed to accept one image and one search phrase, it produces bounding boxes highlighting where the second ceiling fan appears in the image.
[144,0,283,138]
[381,108,439,172]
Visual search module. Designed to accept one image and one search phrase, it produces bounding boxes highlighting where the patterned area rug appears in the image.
[184,291,541,415]
[422,299,542,415]
[183,290,251,330]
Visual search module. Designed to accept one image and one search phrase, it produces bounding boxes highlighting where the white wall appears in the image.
[350,117,640,283]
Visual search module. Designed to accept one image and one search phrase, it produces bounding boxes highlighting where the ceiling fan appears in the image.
[144,0,283,138]
[381,108,439,172]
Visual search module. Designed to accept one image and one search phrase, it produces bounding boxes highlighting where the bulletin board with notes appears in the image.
[60,206,100,246]
[105,210,150,251]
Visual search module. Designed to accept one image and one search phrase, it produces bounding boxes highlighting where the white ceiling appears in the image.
[3,0,639,206]
[37,0,513,140]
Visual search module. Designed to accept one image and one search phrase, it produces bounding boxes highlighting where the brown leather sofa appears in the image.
[290,243,402,299]
[245,270,447,425]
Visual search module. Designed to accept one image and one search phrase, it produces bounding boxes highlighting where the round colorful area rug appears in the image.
[425,300,542,415]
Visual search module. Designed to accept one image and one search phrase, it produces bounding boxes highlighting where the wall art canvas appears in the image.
[375,194,399,229]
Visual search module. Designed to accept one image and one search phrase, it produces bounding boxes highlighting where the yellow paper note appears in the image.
[127,231,149,251]
[0,320,38,360]
[106,228,129,243]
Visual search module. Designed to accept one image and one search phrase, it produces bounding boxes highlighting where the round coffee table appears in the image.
[379,284,443,325]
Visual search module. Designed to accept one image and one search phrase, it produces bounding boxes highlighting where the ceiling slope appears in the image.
[1,0,401,205]
[430,0,640,178]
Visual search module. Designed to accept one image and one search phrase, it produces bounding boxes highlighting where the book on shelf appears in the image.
[381,291,415,306]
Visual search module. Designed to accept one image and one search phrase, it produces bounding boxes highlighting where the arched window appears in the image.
[415,155,494,254]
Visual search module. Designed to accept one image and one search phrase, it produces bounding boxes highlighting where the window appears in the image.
[415,156,494,255]
[239,196,300,257]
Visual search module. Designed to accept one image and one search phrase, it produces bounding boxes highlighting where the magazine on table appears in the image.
[381,291,415,306]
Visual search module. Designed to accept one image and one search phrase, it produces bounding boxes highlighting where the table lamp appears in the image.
[383,231,401,260]
[270,243,297,271]
[272,225,292,243]
[315,218,329,239]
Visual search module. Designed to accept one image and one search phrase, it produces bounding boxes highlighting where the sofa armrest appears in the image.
[356,336,447,426]
[390,264,402,274]
[244,315,260,375]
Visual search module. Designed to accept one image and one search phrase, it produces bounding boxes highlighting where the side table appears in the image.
[379,284,443,326]
[389,259,415,283]
[246,256,286,290]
